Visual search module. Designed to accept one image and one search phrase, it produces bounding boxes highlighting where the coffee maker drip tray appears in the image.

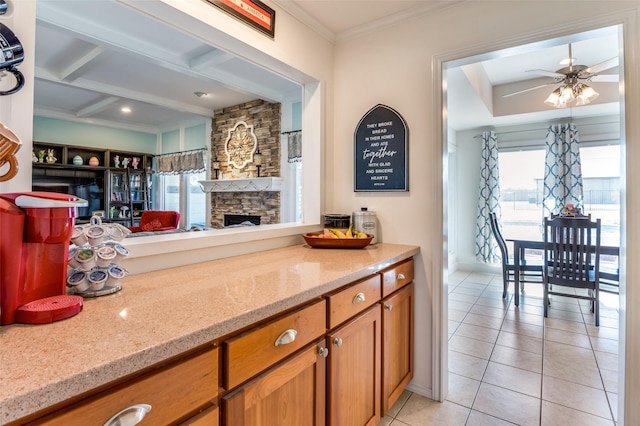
[15,295,83,324]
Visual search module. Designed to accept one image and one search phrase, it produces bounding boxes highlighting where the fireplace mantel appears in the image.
[199,177,284,192]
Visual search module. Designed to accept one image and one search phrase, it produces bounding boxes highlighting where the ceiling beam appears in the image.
[60,45,105,82]
[35,66,214,118]
[76,96,119,118]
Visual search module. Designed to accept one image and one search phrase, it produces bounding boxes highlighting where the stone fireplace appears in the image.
[209,99,281,228]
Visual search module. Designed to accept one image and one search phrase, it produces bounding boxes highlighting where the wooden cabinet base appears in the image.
[382,282,414,413]
[223,340,327,426]
[327,305,381,426]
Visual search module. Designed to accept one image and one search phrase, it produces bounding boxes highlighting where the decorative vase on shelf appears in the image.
[73,155,83,166]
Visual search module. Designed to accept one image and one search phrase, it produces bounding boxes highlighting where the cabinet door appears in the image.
[129,170,149,225]
[381,282,414,414]
[327,305,381,426]
[106,169,132,225]
[180,405,219,426]
[223,340,327,426]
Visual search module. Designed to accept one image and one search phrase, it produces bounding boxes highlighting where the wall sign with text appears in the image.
[354,104,408,191]
[206,0,275,38]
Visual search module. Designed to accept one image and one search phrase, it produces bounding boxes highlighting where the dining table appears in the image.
[509,239,619,307]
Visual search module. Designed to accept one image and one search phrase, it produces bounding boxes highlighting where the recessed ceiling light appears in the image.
[121,107,131,113]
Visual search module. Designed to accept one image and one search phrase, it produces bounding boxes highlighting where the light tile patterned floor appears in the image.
[380,270,619,425]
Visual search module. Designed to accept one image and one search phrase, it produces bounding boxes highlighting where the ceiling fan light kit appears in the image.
[504,43,616,109]
[544,80,599,108]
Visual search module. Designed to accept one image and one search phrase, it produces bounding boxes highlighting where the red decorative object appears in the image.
[128,211,180,233]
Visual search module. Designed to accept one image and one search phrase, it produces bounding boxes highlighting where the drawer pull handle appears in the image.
[333,337,343,347]
[318,347,329,358]
[275,329,297,346]
[397,272,406,280]
[352,292,366,304]
[104,404,151,426]
[384,303,393,311]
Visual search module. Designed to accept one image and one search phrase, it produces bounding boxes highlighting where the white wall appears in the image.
[332,1,640,419]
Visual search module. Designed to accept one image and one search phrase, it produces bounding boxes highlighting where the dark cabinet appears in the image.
[32,142,152,225]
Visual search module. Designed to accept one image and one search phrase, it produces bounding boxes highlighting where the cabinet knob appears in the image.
[333,338,343,347]
[384,303,393,311]
[103,403,151,426]
[274,329,297,346]
[352,292,366,304]
[397,272,406,280]
[318,347,329,358]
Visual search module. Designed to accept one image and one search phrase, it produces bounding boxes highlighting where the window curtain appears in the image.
[287,132,302,163]
[475,131,501,263]
[155,149,206,175]
[543,123,583,218]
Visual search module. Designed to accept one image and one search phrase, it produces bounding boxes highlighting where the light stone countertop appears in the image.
[0,242,419,424]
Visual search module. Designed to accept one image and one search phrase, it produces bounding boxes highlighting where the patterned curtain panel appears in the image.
[475,131,501,263]
[287,132,302,163]
[155,149,206,175]
[543,123,584,218]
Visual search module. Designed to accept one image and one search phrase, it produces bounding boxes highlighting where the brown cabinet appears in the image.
[224,299,327,390]
[381,258,415,298]
[223,340,327,426]
[381,282,414,413]
[7,255,415,426]
[327,305,382,426]
[326,275,381,329]
[28,346,219,426]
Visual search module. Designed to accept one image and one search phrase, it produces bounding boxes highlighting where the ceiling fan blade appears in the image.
[502,82,559,98]
[584,56,619,75]
[590,74,619,82]
[525,69,565,78]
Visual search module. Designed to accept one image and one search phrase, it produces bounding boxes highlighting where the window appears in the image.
[498,144,620,246]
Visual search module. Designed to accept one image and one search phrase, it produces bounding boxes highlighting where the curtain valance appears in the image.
[155,149,206,175]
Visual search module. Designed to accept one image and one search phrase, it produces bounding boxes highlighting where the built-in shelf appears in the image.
[199,177,284,192]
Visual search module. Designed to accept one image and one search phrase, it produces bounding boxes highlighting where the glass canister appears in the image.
[323,214,351,234]
[352,208,378,244]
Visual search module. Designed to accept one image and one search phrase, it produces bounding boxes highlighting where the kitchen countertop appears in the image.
[0,242,419,424]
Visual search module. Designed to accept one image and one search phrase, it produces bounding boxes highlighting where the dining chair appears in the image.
[488,212,543,301]
[543,216,602,326]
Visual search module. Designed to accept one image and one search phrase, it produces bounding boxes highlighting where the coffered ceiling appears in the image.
[33,0,621,134]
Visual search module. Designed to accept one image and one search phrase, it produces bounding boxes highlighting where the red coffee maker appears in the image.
[0,191,87,325]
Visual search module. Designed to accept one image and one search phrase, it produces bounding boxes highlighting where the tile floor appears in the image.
[380,270,620,425]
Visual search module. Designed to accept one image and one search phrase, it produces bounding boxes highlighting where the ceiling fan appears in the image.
[503,44,619,108]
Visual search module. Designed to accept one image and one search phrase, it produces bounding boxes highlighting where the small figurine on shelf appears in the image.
[109,206,116,219]
[132,157,140,169]
[38,150,46,163]
[32,151,38,163]
[46,149,57,164]
[113,155,120,168]
[122,157,130,168]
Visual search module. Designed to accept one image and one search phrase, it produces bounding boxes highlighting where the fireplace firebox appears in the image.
[224,214,261,227]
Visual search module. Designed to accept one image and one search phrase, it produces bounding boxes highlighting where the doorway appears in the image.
[437,22,626,419]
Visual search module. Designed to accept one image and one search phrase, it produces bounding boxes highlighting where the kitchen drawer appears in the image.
[381,258,414,298]
[224,299,326,390]
[326,274,381,329]
[30,347,218,426]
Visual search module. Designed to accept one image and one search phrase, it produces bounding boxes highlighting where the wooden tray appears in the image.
[302,233,373,249]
